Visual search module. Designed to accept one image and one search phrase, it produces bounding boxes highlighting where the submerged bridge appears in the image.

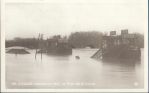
[91,29,141,60]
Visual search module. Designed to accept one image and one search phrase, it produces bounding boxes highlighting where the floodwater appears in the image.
[6,49,144,89]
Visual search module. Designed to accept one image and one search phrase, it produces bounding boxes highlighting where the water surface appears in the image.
[6,49,144,89]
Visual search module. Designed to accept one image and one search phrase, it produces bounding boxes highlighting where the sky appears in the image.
[5,0,147,40]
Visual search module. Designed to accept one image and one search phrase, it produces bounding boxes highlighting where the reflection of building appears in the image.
[92,29,141,60]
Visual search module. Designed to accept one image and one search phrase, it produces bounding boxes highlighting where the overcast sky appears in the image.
[5,0,147,40]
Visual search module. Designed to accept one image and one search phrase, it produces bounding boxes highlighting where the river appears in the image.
[6,49,144,89]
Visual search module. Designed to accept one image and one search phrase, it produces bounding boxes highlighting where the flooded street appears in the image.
[6,49,144,89]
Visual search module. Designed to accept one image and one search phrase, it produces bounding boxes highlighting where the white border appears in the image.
[1,0,6,91]
[1,0,148,92]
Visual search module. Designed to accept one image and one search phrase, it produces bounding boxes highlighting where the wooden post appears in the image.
[40,34,43,60]
[35,33,40,60]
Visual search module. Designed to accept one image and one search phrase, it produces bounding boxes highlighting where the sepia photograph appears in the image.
[1,0,148,92]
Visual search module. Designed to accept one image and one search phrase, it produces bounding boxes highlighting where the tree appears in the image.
[68,31,103,48]
[134,33,144,48]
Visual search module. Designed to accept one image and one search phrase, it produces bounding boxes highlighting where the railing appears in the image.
[91,49,102,59]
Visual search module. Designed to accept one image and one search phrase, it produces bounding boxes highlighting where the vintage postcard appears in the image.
[1,0,148,92]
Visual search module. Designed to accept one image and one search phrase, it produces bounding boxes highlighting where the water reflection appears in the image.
[102,58,140,70]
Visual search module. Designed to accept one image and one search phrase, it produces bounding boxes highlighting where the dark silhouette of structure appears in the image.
[36,34,72,55]
[91,29,141,60]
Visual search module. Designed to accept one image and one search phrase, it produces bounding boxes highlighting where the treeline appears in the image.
[6,37,38,49]
[68,31,103,48]
[6,31,144,49]
[135,33,144,48]
[68,31,144,48]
